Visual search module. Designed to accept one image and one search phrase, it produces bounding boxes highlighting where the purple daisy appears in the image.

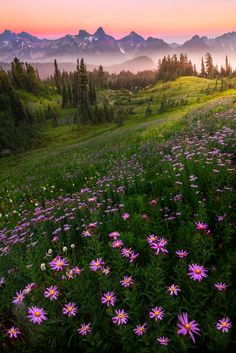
[120,275,134,288]
[133,323,146,336]
[62,302,78,317]
[112,309,129,325]
[7,327,20,338]
[27,306,47,324]
[167,284,181,296]
[12,291,25,305]
[49,256,69,271]
[109,231,120,240]
[111,240,123,248]
[44,286,59,300]
[89,258,105,271]
[214,282,228,292]
[216,318,231,332]
[157,336,170,346]
[188,264,208,282]
[176,249,188,258]
[101,292,117,307]
[149,306,164,321]
[177,312,200,343]
[78,323,91,335]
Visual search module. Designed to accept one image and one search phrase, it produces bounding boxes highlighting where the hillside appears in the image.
[0,77,236,352]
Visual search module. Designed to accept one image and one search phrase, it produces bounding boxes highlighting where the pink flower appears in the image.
[122,213,130,220]
[89,258,105,271]
[101,266,110,275]
[112,309,129,325]
[121,248,133,258]
[133,323,146,336]
[176,250,188,258]
[44,286,59,301]
[214,282,228,292]
[120,275,134,288]
[111,240,123,248]
[12,291,25,305]
[195,222,208,230]
[72,266,83,276]
[157,336,170,346]
[27,306,47,324]
[23,283,36,294]
[150,238,168,255]
[7,326,20,338]
[188,264,208,282]
[78,323,91,335]
[101,292,117,307]
[216,318,231,332]
[167,284,181,296]
[149,306,164,321]
[129,251,139,263]
[109,231,120,240]
[62,302,78,317]
[177,312,200,343]
[49,256,69,271]
[146,234,158,245]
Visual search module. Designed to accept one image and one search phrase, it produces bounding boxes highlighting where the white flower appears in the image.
[71,244,75,249]
[48,249,53,255]
[40,263,46,271]
[63,246,68,252]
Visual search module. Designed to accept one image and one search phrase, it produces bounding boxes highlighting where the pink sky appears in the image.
[1,0,236,42]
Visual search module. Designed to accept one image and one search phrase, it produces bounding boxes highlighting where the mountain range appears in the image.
[0,28,236,63]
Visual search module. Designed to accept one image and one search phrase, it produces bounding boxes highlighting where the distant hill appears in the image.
[1,28,236,63]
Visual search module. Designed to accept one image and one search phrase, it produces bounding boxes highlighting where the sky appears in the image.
[0,0,236,43]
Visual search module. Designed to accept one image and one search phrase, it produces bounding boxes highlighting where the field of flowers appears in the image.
[0,98,236,352]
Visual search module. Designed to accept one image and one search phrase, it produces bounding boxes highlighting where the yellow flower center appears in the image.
[222,322,227,327]
[35,311,41,317]
[155,311,159,316]
[10,329,15,334]
[57,261,63,266]
[118,313,124,319]
[107,296,111,300]
[49,290,54,295]
[195,269,201,274]
[68,306,73,311]
[185,323,191,330]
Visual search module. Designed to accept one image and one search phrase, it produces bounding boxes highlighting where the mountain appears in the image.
[0,28,236,63]
[107,56,156,73]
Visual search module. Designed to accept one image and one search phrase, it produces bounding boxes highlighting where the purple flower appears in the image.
[214,282,228,292]
[62,302,78,317]
[177,312,200,343]
[111,240,123,248]
[121,248,133,258]
[89,258,105,271]
[112,309,129,325]
[49,256,69,271]
[196,222,208,231]
[188,264,208,282]
[101,292,117,307]
[157,336,170,346]
[7,327,20,338]
[120,275,134,288]
[27,306,47,324]
[122,213,130,220]
[146,234,158,245]
[176,249,188,258]
[12,291,25,305]
[133,323,146,336]
[23,283,36,294]
[109,231,120,240]
[167,284,181,296]
[150,238,168,255]
[78,323,91,335]
[44,286,59,300]
[149,306,164,321]
[216,318,231,332]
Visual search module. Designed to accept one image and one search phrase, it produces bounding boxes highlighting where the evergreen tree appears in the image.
[54,59,61,94]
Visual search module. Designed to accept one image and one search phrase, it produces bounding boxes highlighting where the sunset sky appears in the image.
[0,0,235,42]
